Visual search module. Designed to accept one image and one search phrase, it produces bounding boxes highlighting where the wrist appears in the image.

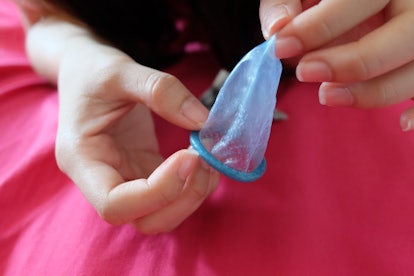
[25,16,94,83]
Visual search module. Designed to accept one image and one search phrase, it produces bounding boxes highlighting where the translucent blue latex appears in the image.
[190,35,282,182]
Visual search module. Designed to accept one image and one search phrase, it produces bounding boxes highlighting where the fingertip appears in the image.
[275,36,303,59]
[130,68,208,130]
[297,60,333,82]
[132,150,219,235]
[319,83,354,107]
[262,4,291,39]
[400,115,411,132]
[180,96,209,129]
[178,148,206,180]
[177,152,198,181]
[156,149,199,183]
[208,167,220,192]
[400,108,414,132]
[260,1,302,39]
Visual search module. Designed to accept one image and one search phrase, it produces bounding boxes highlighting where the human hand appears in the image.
[41,19,220,234]
[260,0,414,131]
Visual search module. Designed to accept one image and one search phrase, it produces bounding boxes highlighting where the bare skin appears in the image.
[19,3,219,234]
[260,0,414,131]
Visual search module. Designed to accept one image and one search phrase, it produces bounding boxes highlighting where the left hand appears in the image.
[260,0,414,131]
[25,16,220,234]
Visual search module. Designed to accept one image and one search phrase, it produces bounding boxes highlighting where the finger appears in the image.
[297,12,414,83]
[319,61,414,109]
[116,62,209,130]
[275,0,389,58]
[86,149,201,225]
[259,0,302,39]
[400,106,414,132]
[132,161,220,234]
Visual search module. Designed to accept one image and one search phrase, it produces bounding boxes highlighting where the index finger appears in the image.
[101,60,209,130]
[275,0,389,58]
[259,0,302,39]
[99,149,202,225]
[65,149,200,226]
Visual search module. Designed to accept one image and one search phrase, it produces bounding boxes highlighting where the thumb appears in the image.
[117,62,209,130]
[260,0,302,39]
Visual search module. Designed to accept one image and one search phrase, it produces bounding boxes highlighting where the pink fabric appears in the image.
[2,0,414,274]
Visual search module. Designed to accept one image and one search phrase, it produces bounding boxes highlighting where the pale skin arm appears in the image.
[20,5,219,234]
[260,0,414,131]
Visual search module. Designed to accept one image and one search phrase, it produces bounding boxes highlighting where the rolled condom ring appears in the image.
[190,35,282,182]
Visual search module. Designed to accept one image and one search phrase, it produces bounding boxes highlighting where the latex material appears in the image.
[191,35,282,182]
[190,131,266,182]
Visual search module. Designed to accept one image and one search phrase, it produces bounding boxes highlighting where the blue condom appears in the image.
[190,35,282,182]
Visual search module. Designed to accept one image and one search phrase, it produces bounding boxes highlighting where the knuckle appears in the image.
[187,167,219,202]
[189,176,215,201]
[352,50,372,81]
[353,42,383,81]
[144,72,178,106]
[378,81,399,106]
[54,133,80,174]
[319,18,337,42]
[84,58,129,98]
[190,184,210,200]
[352,81,398,108]
[296,14,336,49]
[348,84,372,108]
[156,186,178,206]
[146,176,184,206]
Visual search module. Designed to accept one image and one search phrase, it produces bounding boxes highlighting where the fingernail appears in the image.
[181,96,209,127]
[207,168,220,193]
[401,115,413,132]
[297,61,333,82]
[275,36,303,58]
[200,159,211,171]
[263,5,289,39]
[178,151,198,181]
[319,84,354,106]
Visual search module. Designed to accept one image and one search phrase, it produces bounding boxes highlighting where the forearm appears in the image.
[25,16,94,84]
[17,1,96,84]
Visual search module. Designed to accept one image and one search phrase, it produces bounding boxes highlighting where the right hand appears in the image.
[259,0,414,131]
